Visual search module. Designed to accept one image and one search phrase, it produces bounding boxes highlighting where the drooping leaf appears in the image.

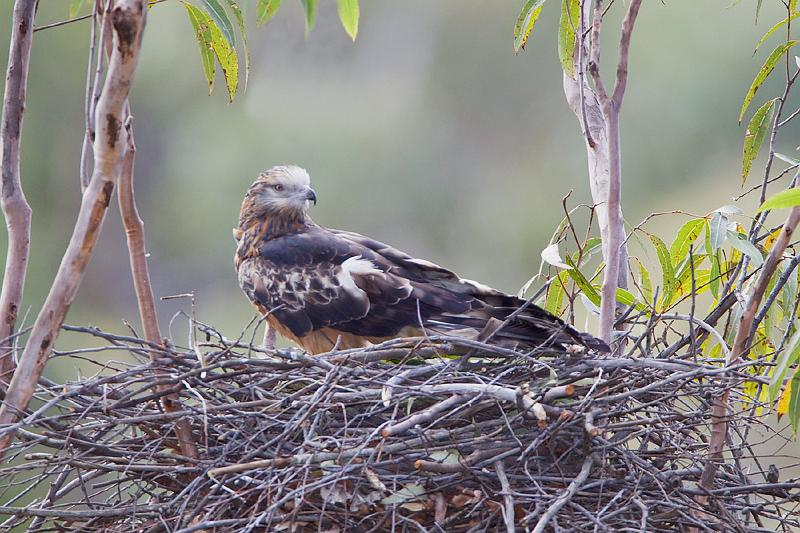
[755,0,764,23]
[709,252,721,299]
[541,243,573,270]
[716,205,744,216]
[336,0,359,41]
[740,41,799,123]
[758,187,800,212]
[256,0,282,25]
[790,370,800,431]
[184,3,216,94]
[778,377,793,416]
[514,0,547,53]
[557,0,580,78]
[206,12,239,101]
[200,0,236,47]
[726,230,764,268]
[742,98,776,184]
[754,12,800,54]
[775,152,800,166]
[773,330,800,400]
[636,259,653,304]
[545,270,569,316]
[225,0,249,89]
[675,254,707,296]
[707,212,728,250]
[649,234,675,309]
[792,0,799,13]
[301,0,318,36]
[669,219,706,269]
[616,287,647,313]
[69,0,86,18]
[564,257,600,306]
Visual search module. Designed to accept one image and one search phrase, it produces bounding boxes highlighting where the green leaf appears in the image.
[740,41,799,123]
[649,234,675,309]
[754,12,800,54]
[709,252,721,299]
[301,0,318,36]
[225,0,249,89]
[564,257,600,306]
[707,212,728,250]
[557,0,580,79]
[669,219,706,269]
[616,287,647,313]
[514,0,547,53]
[775,152,800,166]
[257,0,282,25]
[792,0,798,13]
[726,230,764,268]
[789,369,800,432]
[637,259,653,304]
[675,254,707,295]
[758,187,800,212]
[337,0,359,41]
[742,98,776,184]
[755,0,764,23]
[545,270,569,316]
[69,0,86,18]
[206,13,239,101]
[200,0,236,48]
[184,3,216,94]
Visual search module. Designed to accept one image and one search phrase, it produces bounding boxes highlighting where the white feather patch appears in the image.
[337,256,380,296]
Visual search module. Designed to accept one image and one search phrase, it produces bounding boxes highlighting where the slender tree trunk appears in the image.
[0,0,147,457]
[0,0,36,391]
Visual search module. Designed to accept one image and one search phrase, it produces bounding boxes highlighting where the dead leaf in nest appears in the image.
[400,501,428,512]
[451,488,482,508]
[381,483,426,505]
[485,499,503,515]
[364,467,387,492]
[320,484,348,505]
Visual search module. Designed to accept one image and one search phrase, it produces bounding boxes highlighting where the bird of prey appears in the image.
[234,165,608,355]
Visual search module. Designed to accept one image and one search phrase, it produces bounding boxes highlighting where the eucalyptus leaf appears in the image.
[649,234,675,309]
[754,12,800,54]
[301,0,318,35]
[742,99,776,184]
[758,187,800,212]
[740,41,799,123]
[184,3,216,94]
[557,0,580,78]
[669,219,705,269]
[726,230,764,268]
[514,0,547,53]
[337,0,359,41]
[775,152,800,166]
[200,0,236,47]
[69,0,86,18]
[225,0,249,89]
[256,0,282,25]
[381,483,425,505]
[708,212,728,250]
[541,243,572,270]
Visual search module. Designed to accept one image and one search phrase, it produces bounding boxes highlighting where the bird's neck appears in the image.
[235,210,311,260]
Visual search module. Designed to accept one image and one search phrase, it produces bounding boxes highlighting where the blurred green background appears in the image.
[0,0,795,371]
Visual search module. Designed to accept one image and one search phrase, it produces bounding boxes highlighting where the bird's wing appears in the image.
[237,228,459,338]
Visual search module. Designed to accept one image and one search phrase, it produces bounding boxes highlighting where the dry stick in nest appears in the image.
[0,0,147,457]
[698,205,800,508]
[0,0,36,391]
[118,116,198,458]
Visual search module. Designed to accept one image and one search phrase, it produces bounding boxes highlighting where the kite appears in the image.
[234,166,608,355]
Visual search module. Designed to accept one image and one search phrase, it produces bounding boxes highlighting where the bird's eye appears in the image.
[273,184,284,192]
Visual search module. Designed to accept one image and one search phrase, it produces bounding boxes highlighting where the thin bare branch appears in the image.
[0,0,36,391]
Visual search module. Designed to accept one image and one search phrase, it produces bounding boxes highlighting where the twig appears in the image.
[117,115,198,458]
[495,460,516,533]
[532,455,595,533]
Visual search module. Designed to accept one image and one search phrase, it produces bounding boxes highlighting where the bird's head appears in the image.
[238,165,317,227]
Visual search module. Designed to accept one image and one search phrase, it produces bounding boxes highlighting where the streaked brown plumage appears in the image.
[234,165,609,355]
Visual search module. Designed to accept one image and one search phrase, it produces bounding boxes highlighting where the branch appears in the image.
[532,455,594,532]
[0,0,37,391]
[117,118,198,458]
[698,205,800,502]
[0,0,147,457]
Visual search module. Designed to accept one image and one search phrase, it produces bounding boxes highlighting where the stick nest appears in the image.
[1,324,798,532]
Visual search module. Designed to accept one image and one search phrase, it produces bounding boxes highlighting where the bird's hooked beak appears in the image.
[304,187,317,205]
